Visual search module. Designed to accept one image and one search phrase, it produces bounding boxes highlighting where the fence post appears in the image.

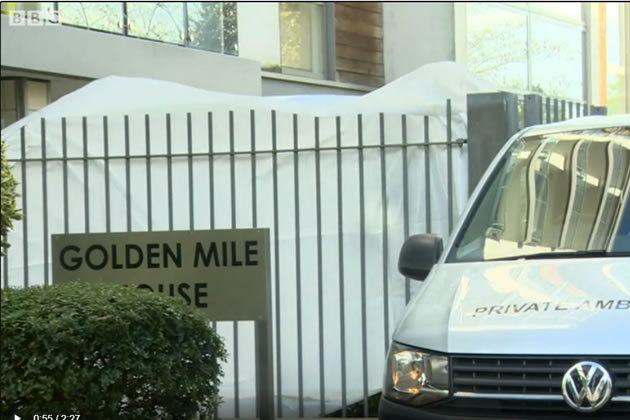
[467,92,519,195]
[523,94,543,128]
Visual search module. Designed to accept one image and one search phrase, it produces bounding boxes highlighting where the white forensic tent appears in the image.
[1,61,495,417]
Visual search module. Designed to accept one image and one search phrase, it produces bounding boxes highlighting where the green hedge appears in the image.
[1,283,227,420]
[1,139,22,256]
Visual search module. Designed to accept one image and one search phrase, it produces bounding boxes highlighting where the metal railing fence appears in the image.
[2,101,467,418]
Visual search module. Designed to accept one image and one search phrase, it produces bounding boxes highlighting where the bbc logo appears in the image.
[8,10,61,26]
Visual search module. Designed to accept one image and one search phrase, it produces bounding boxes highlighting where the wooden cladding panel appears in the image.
[337,70,384,88]
[335,16,383,39]
[336,30,383,52]
[334,2,384,87]
[336,2,382,14]
[337,58,384,77]
[335,3,382,27]
[336,44,384,64]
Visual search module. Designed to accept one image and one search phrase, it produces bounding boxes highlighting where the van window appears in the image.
[450,126,630,262]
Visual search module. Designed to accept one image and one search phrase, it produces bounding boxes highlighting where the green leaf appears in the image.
[1,139,23,256]
[1,283,226,419]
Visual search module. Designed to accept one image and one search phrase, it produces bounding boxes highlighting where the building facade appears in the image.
[1,2,629,128]
[384,2,629,114]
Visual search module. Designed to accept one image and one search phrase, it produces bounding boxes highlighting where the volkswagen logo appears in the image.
[561,361,613,413]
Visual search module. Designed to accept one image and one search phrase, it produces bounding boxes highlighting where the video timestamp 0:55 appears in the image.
[33,415,80,420]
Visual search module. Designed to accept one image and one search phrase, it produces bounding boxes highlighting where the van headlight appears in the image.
[383,342,450,405]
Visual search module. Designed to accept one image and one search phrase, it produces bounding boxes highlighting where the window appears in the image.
[279,2,326,76]
[466,3,585,99]
[0,79,49,128]
[127,2,185,45]
[466,4,528,90]
[1,80,18,129]
[20,3,240,55]
[187,2,238,55]
[450,127,630,262]
[530,18,583,99]
[606,3,627,114]
[25,80,49,115]
[529,2,582,22]
[58,2,123,33]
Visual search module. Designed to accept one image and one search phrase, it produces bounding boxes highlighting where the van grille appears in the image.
[452,355,630,396]
[441,355,630,417]
[427,398,630,419]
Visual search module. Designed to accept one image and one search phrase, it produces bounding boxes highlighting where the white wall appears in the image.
[383,2,456,83]
[1,15,262,95]
[237,2,281,70]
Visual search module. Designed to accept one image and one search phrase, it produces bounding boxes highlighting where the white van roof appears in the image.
[524,114,630,137]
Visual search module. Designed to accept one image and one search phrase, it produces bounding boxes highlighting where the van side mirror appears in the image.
[398,234,443,281]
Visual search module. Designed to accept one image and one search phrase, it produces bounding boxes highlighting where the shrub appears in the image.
[1,139,22,256]
[1,283,227,420]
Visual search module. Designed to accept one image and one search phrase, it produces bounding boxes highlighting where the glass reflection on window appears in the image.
[187,2,222,52]
[606,3,627,115]
[58,2,123,33]
[466,4,528,90]
[280,2,325,75]
[529,2,583,22]
[530,18,583,99]
[222,2,238,55]
[452,127,630,262]
[187,2,238,55]
[586,140,630,249]
[127,2,184,45]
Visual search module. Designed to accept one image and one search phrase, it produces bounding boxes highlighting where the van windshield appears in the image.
[449,126,630,262]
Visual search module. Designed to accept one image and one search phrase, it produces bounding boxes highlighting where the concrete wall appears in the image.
[262,73,369,96]
[382,2,455,83]
[0,15,262,95]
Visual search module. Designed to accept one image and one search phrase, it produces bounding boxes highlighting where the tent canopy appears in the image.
[2,61,495,139]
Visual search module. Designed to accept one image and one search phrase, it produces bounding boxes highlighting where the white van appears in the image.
[379,116,630,419]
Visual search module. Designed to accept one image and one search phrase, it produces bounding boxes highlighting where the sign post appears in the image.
[52,229,274,420]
